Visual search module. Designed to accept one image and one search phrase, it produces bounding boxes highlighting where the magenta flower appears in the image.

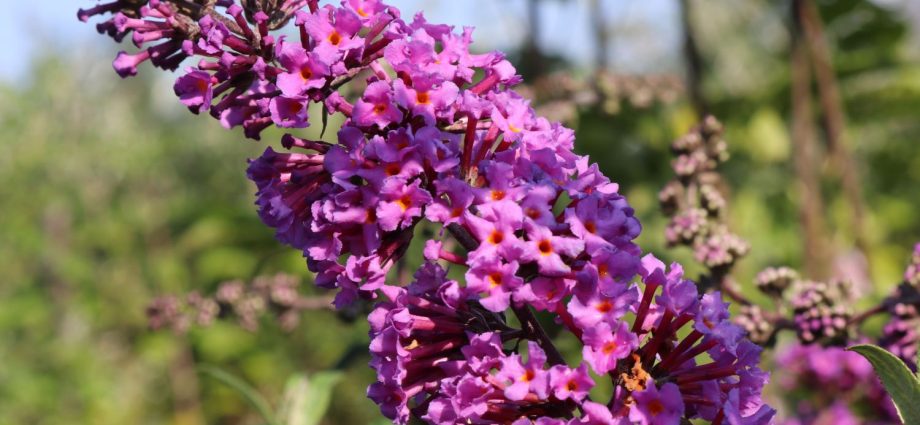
[269,96,309,128]
[375,178,431,231]
[298,6,364,66]
[490,93,534,140]
[567,287,637,329]
[629,380,684,425]
[581,246,639,295]
[548,364,594,401]
[572,401,617,425]
[465,258,523,312]
[496,341,549,400]
[582,321,637,374]
[519,184,558,227]
[522,222,584,276]
[275,40,330,97]
[393,76,459,125]
[343,0,387,22]
[514,276,572,312]
[566,195,634,255]
[353,81,404,128]
[173,68,213,113]
[425,177,475,225]
[463,200,525,262]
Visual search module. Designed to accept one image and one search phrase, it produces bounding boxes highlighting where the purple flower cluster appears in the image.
[774,343,897,425]
[80,1,774,423]
[369,258,773,424]
[880,244,920,371]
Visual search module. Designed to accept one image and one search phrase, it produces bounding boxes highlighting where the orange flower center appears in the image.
[537,239,553,255]
[649,399,665,416]
[397,195,412,211]
[598,263,609,278]
[385,163,401,176]
[520,370,535,383]
[286,101,303,114]
[602,341,618,354]
[490,190,506,201]
[488,230,504,245]
[299,66,313,80]
[416,91,430,104]
[584,220,597,234]
[373,103,387,114]
[488,272,503,289]
[595,300,613,313]
[328,31,342,45]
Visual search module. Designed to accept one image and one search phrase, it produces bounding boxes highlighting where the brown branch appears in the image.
[798,0,870,263]
[290,295,336,310]
[679,0,708,118]
[709,272,753,306]
[446,223,480,252]
[849,290,920,326]
[791,0,832,279]
[589,0,609,73]
[511,304,567,366]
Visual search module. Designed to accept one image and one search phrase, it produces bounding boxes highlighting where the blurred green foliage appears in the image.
[0,54,377,424]
[1,0,919,423]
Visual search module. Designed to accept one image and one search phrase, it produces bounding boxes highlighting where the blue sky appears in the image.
[0,0,681,83]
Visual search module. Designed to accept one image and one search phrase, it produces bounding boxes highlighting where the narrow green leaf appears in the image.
[849,344,920,425]
[278,371,343,425]
[320,107,329,139]
[198,364,279,425]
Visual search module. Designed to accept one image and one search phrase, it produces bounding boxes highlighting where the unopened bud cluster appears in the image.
[147,273,324,332]
[790,279,851,344]
[659,117,749,271]
[755,266,798,298]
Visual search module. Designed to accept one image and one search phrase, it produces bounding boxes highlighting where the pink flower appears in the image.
[353,81,404,128]
[581,321,637,374]
[465,258,523,312]
[275,40,330,97]
[522,222,584,276]
[375,178,431,231]
[629,380,684,425]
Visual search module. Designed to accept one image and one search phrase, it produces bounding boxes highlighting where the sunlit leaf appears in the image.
[849,344,920,424]
[278,372,343,425]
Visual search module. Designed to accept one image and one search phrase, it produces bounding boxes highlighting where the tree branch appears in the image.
[798,0,870,264]
[791,0,832,279]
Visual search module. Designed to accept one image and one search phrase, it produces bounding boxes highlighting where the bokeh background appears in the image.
[2,0,920,423]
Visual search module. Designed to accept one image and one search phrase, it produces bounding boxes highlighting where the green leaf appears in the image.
[198,364,279,425]
[278,372,343,425]
[849,344,920,424]
[320,107,329,139]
